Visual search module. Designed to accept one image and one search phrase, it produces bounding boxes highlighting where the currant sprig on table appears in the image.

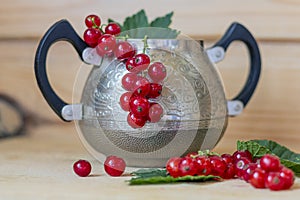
[83,14,167,128]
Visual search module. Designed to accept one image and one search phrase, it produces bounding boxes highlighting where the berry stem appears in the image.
[91,17,99,29]
[116,35,129,41]
[142,35,149,54]
[100,24,107,32]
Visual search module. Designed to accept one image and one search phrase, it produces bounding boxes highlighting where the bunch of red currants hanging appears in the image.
[121,59,167,128]
[166,150,295,191]
[83,14,167,129]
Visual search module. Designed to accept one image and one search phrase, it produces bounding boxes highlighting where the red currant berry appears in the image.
[249,168,267,188]
[73,159,92,177]
[96,34,117,56]
[210,156,227,177]
[127,112,147,128]
[132,77,150,97]
[179,157,197,177]
[105,23,121,36]
[148,62,167,83]
[195,156,212,176]
[134,54,150,71]
[221,153,233,165]
[148,103,163,123]
[85,14,101,28]
[166,157,182,178]
[232,150,253,163]
[129,96,150,117]
[119,92,132,111]
[121,73,138,91]
[265,171,286,191]
[126,54,150,73]
[222,163,236,179]
[83,28,102,47]
[242,163,257,182]
[279,167,294,190]
[235,157,251,178]
[125,57,135,72]
[147,83,162,98]
[104,155,126,177]
[259,154,281,172]
[114,41,136,60]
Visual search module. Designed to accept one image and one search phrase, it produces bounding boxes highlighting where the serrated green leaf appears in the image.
[122,9,149,31]
[109,9,179,39]
[237,140,300,176]
[128,174,219,185]
[131,168,168,178]
[150,11,174,28]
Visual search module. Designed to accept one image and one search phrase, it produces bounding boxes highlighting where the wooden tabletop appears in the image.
[1,0,300,199]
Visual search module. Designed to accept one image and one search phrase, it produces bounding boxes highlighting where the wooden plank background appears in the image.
[1,1,300,198]
[1,0,300,153]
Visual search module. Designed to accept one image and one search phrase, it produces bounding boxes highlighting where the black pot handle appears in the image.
[211,22,261,109]
[34,20,88,121]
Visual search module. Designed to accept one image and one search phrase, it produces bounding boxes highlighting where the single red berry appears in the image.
[242,163,257,182]
[96,34,117,56]
[127,112,147,128]
[132,78,150,97]
[279,167,295,190]
[121,73,138,91]
[222,163,236,179]
[126,54,150,73]
[195,156,212,176]
[83,28,102,47]
[235,157,251,178]
[179,157,197,177]
[132,76,150,97]
[85,14,101,28]
[221,153,234,165]
[259,154,281,172]
[73,160,92,177]
[125,57,136,72]
[147,83,162,98]
[148,62,167,83]
[232,150,253,163]
[129,96,150,117]
[104,155,126,177]
[249,168,267,189]
[114,41,136,60]
[148,103,164,123]
[119,92,132,111]
[265,171,286,191]
[166,157,182,178]
[134,54,150,71]
[210,156,227,177]
[105,23,121,36]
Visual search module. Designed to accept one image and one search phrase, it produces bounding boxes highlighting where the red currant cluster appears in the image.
[83,14,135,58]
[121,60,167,128]
[166,150,295,191]
[73,156,126,177]
[83,14,167,129]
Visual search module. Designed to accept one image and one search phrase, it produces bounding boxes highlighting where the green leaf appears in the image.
[131,168,168,178]
[108,9,179,39]
[237,140,300,176]
[150,11,174,28]
[128,168,219,185]
[122,9,149,31]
